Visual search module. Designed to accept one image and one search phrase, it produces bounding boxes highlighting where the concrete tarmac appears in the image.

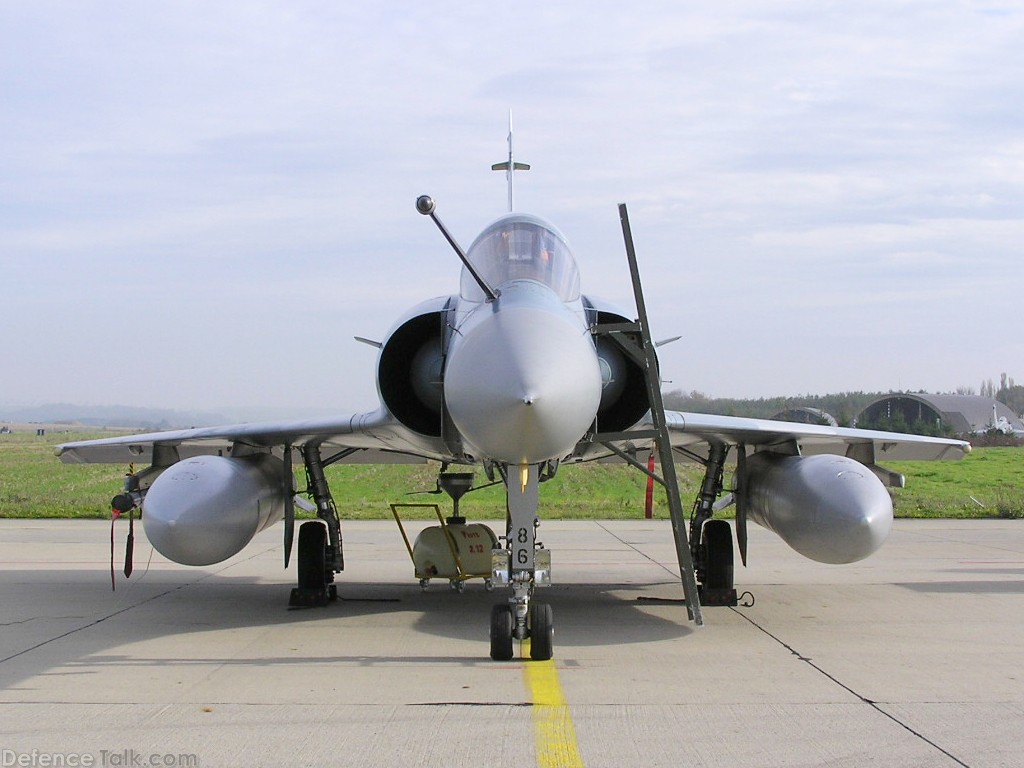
[1,518,1022,768]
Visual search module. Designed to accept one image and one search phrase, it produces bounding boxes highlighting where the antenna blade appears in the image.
[492,111,529,212]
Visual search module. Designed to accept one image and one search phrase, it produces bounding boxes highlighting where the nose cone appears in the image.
[444,286,602,464]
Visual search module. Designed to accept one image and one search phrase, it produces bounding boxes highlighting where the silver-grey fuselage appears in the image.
[376,212,614,467]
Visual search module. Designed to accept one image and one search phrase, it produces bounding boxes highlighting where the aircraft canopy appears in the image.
[461,214,581,302]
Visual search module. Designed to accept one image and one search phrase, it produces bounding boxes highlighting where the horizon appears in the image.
[2,381,1018,426]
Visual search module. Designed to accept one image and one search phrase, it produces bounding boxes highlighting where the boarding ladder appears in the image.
[589,204,704,626]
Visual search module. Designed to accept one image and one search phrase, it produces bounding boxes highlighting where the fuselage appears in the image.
[375,212,634,467]
[444,214,603,464]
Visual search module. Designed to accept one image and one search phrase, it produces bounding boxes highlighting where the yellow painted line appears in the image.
[523,642,585,768]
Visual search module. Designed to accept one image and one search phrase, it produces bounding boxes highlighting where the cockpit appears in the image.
[461,214,581,303]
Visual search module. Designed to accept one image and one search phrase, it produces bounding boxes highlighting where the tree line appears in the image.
[979,373,1024,416]
[663,373,1024,440]
[661,390,877,427]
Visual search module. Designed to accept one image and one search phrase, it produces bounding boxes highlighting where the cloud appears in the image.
[2,2,1023,410]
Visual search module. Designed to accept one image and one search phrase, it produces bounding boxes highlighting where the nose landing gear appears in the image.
[489,599,554,662]
[488,463,554,661]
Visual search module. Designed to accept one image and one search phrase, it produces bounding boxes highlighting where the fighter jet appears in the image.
[56,136,970,661]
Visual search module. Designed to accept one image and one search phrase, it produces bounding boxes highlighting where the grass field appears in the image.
[0,430,1020,520]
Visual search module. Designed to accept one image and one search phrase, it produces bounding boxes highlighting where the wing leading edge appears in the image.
[55,409,433,465]
[661,410,971,462]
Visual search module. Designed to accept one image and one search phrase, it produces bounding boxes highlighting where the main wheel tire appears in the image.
[297,521,328,591]
[529,602,554,661]
[702,518,734,591]
[490,604,514,661]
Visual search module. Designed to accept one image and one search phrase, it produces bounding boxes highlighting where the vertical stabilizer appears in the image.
[491,110,530,211]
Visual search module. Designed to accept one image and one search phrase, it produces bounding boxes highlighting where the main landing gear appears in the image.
[688,443,738,607]
[291,519,338,607]
[289,445,345,608]
[488,463,555,661]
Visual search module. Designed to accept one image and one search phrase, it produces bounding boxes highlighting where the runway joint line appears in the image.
[732,608,972,768]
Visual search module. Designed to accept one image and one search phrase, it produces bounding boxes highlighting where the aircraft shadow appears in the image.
[896,579,1024,595]
[0,569,693,690]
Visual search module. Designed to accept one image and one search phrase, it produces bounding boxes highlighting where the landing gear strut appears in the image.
[489,463,554,661]
[289,444,344,607]
[688,443,738,606]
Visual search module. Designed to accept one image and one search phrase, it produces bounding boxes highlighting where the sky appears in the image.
[2,2,1023,419]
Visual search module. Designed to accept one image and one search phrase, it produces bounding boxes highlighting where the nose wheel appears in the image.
[490,604,514,661]
[489,600,554,661]
[529,601,553,661]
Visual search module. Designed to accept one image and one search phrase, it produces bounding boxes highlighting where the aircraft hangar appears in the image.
[771,406,839,426]
[856,393,1024,436]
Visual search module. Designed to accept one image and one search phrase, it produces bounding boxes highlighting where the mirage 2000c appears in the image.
[57,137,970,661]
